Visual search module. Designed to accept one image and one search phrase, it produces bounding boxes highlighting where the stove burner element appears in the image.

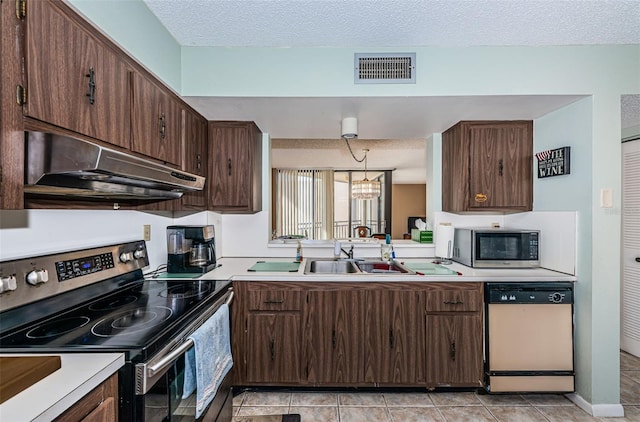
[26,316,91,339]
[159,281,212,300]
[91,306,173,337]
[88,295,138,311]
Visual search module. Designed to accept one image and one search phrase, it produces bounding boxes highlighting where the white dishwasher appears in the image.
[485,282,574,393]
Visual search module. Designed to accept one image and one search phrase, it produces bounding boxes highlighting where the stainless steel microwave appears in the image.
[452,228,540,268]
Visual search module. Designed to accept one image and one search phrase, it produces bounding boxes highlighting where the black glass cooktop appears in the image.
[0,278,230,357]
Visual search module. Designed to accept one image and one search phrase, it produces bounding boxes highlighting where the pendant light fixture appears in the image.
[351,148,381,199]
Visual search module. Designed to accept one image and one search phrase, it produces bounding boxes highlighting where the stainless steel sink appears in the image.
[355,260,415,274]
[304,259,361,274]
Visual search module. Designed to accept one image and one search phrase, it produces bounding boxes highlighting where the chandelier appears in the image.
[351,148,381,200]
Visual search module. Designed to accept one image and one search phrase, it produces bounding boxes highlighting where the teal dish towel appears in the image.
[182,303,233,418]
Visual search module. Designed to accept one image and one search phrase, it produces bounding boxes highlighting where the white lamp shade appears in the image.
[341,117,358,139]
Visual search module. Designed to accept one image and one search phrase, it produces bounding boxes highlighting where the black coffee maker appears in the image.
[166,225,217,273]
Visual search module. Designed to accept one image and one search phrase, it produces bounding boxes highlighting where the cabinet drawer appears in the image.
[425,288,481,312]
[248,289,302,311]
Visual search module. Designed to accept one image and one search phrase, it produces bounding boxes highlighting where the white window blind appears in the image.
[276,169,334,240]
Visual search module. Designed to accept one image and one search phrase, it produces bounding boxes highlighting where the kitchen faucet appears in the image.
[334,242,354,259]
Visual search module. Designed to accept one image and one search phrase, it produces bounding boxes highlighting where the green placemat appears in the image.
[403,262,460,275]
[248,261,301,272]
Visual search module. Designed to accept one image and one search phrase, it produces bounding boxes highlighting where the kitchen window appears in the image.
[273,169,390,240]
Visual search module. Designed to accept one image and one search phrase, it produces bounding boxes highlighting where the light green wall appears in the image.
[50,1,640,406]
[67,0,182,90]
[534,98,598,400]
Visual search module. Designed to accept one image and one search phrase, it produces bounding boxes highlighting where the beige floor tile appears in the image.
[429,392,483,407]
[384,392,435,407]
[235,406,290,417]
[622,373,640,405]
[476,394,529,406]
[289,405,339,422]
[437,406,497,421]
[522,393,574,406]
[621,352,640,371]
[233,392,247,407]
[599,405,640,422]
[242,392,292,407]
[340,406,391,422]
[289,392,338,406]
[536,405,600,421]
[487,406,548,422]
[389,407,445,422]
[339,392,386,406]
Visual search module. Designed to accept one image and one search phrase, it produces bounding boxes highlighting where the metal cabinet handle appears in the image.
[450,341,456,361]
[498,159,504,176]
[228,159,232,176]
[263,300,284,304]
[389,328,395,349]
[196,153,201,170]
[160,113,166,139]
[443,300,463,305]
[332,329,337,349]
[85,67,96,105]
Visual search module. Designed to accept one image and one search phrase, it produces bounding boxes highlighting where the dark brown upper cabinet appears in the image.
[208,121,263,213]
[179,109,209,210]
[131,72,181,167]
[442,121,533,213]
[24,0,131,149]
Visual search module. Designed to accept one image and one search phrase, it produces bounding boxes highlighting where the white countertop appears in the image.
[201,257,576,282]
[0,353,124,422]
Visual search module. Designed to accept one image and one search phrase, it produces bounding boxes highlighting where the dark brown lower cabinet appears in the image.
[304,289,366,384]
[54,373,118,422]
[232,281,483,388]
[246,313,301,384]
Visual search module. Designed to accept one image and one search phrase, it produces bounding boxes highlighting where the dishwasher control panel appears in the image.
[486,282,573,304]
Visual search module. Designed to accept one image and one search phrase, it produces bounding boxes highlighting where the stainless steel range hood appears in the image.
[25,132,205,200]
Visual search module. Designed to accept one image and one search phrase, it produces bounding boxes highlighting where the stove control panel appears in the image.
[56,252,115,281]
[0,241,149,312]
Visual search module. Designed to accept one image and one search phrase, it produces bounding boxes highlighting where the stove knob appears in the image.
[119,251,134,263]
[134,249,146,259]
[0,275,17,294]
[26,269,49,286]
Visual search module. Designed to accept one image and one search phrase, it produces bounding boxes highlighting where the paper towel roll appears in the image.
[435,224,455,259]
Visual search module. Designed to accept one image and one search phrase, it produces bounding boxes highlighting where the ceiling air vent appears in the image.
[354,53,416,84]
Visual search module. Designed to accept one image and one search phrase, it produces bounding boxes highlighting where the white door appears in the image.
[622,139,640,358]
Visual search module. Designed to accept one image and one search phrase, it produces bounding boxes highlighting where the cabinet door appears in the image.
[208,121,262,213]
[365,290,423,384]
[25,0,130,149]
[246,313,301,384]
[180,109,208,209]
[425,314,483,387]
[468,122,533,210]
[304,290,366,384]
[131,72,181,166]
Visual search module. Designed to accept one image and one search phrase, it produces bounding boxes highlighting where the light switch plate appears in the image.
[143,224,151,241]
[600,189,613,208]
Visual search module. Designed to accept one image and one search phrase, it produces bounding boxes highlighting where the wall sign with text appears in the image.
[536,146,571,178]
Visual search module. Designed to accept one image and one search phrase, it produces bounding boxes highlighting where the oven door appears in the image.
[140,354,232,422]
[135,289,233,421]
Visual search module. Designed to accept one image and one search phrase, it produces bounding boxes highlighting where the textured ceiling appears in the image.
[139,0,640,165]
[142,0,640,48]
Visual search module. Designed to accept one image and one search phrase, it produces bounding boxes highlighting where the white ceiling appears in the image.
[141,0,640,143]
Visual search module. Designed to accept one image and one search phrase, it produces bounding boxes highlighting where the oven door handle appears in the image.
[146,290,235,377]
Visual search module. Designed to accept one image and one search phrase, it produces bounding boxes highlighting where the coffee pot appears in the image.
[166,225,217,273]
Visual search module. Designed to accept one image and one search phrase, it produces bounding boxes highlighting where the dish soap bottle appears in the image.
[296,241,303,262]
[381,234,392,261]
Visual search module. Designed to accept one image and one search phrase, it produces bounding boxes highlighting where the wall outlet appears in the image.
[491,222,500,228]
[143,224,151,241]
